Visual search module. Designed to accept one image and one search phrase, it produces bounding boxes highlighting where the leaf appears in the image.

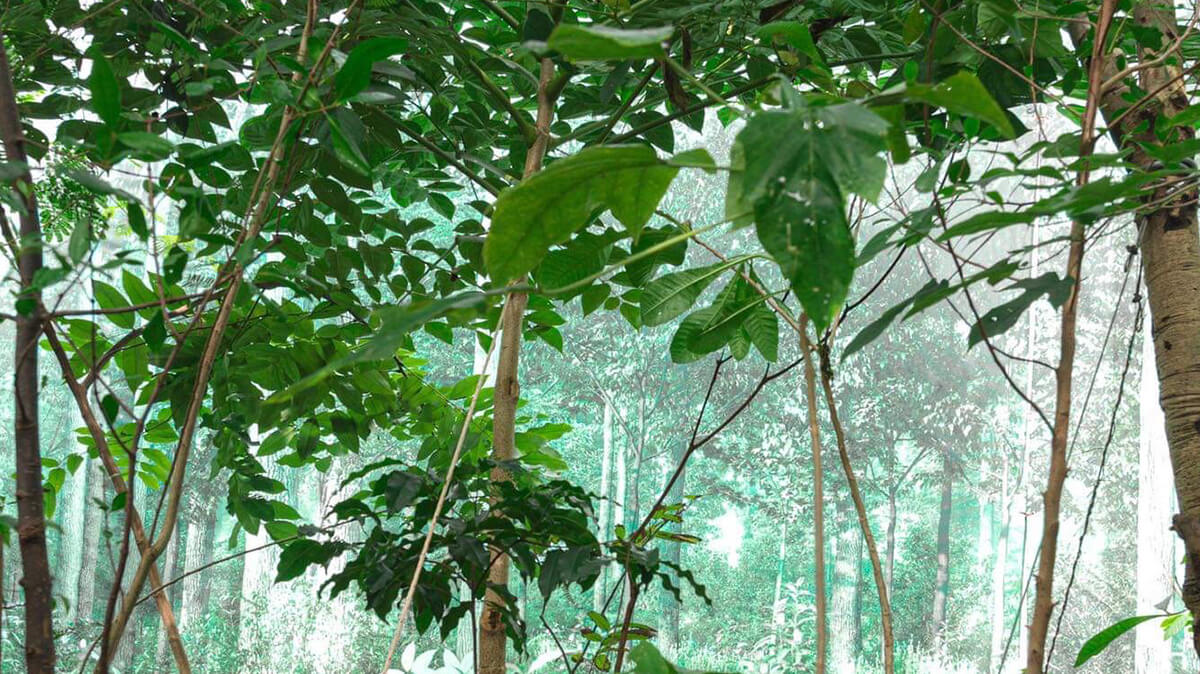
[335,38,409,100]
[485,145,679,283]
[68,215,92,264]
[757,21,825,68]
[968,273,1073,347]
[894,71,1016,138]
[641,256,751,327]
[813,103,889,202]
[743,294,779,361]
[117,132,174,160]
[1075,614,1166,667]
[745,123,855,330]
[842,301,907,360]
[547,25,673,61]
[86,46,121,128]
[93,280,135,329]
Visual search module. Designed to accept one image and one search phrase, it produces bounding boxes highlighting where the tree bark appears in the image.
[0,36,56,673]
[930,453,952,648]
[59,413,90,623]
[1067,1,1200,657]
[478,57,556,674]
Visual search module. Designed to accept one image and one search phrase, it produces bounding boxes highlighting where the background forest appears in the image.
[2,0,1200,673]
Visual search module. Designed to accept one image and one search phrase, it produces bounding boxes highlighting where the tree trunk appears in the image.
[180,493,217,635]
[931,454,952,648]
[0,37,56,673]
[59,416,90,623]
[1136,317,1175,673]
[657,442,685,657]
[77,457,106,624]
[156,518,183,671]
[831,502,858,672]
[800,325,827,674]
[885,489,896,601]
[773,518,788,627]
[479,57,556,674]
[989,453,1012,671]
[1068,3,1200,657]
[594,397,614,614]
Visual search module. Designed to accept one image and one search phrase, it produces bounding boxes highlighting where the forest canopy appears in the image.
[2,0,1200,673]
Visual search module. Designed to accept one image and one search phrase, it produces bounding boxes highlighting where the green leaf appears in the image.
[757,21,825,68]
[93,280,135,329]
[485,145,679,283]
[641,256,751,327]
[117,132,174,160]
[968,273,1072,347]
[86,46,121,128]
[893,71,1015,138]
[547,25,673,61]
[744,294,779,362]
[335,38,409,100]
[743,118,855,331]
[1075,614,1167,667]
[68,215,92,265]
[813,103,889,202]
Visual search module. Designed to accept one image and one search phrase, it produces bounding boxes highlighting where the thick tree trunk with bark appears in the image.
[0,37,56,673]
[1068,3,1200,656]
[78,457,105,624]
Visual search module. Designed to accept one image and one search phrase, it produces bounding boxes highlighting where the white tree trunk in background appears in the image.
[1136,313,1175,674]
[58,407,88,621]
[989,453,1011,672]
[593,398,613,614]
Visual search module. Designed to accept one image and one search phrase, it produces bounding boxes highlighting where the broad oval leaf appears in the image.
[484,145,679,284]
[335,37,409,100]
[547,25,672,61]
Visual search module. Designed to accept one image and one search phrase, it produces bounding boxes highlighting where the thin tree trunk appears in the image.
[479,57,556,674]
[0,37,56,673]
[931,454,952,648]
[818,347,894,673]
[78,457,105,625]
[658,442,685,656]
[773,518,788,630]
[800,324,828,674]
[989,453,1011,671]
[1136,314,1175,673]
[60,416,90,623]
[1027,4,1114,669]
[594,398,614,614]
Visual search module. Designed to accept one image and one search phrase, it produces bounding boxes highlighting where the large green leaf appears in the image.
[86,46,121,128]
[813,103,889,202]
[485,145,678,283]
[892,71,1015,138]
[334,38,409,100]
[547,25,672,61]
[640,256,752,327]
[1075,614,1168,667]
